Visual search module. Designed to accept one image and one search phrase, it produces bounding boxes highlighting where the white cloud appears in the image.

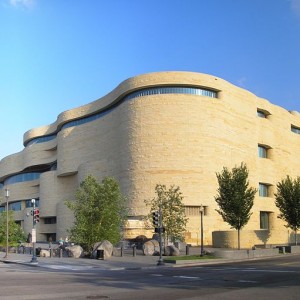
[290,0,300,16]
[9,0,34,8]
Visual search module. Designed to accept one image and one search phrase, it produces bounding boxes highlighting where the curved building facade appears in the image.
[1,71,300,247]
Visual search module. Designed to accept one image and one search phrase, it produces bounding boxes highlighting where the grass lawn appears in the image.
[164,254,215,261]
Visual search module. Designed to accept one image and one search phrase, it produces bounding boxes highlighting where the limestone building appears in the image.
[0,71,299,247]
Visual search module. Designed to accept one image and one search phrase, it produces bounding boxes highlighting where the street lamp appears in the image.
[4,189,9,259]
[31,198,38,263]
[199,204,204,257]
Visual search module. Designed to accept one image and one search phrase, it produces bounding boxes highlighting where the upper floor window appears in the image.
[259,183,270,197]
[291,125,300,135]
[25,199,40,208]
[25,85,218,146]
[4,172,41,185]
[257,109,270,118]
[124,86,218,101]
[44,217,57,224]
[26,134,56,147]
[258,145,268,158]
[260,211,270,229]
[9,201,21,211]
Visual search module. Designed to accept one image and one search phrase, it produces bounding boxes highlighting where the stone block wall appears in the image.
[0,71,299,245]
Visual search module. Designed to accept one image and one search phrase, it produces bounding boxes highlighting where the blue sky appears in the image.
[0,0,300,160]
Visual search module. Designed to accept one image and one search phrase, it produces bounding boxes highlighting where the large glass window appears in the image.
[26,85,218,145]
[4,172,41,185]
[259,183,269,197]
[9,201,21,211]
[260,212,269,229]
[26,134,56,147]
[123,86,217,101]
[25,199,40,208]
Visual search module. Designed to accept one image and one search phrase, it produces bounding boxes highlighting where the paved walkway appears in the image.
[0,249,227,270]
[0,246,289,270]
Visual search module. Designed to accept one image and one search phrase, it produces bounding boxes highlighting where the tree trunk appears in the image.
[238,229,240,250]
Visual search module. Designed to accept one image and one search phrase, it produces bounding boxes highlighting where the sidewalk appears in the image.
[0,248,229,270]
[0,246,289,270]
[0,251,181,270]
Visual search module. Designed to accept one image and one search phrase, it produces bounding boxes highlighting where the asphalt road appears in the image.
[1,254,300,300]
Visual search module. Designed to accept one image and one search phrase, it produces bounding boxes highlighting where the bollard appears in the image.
[282,246,285,254]
[186,245,190,255]
[49,248,52,258]
[121,246,124,257]
[133,245,136,257]
[59,248,63,258]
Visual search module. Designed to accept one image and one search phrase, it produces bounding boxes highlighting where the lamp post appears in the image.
[4,189,9,259]
[199,204,204,257]
[31,198,38,263]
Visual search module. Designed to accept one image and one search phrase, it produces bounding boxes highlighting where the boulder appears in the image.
[92,240,113,259]
[164,245,180,256]
[65,245,83,258]
[143,239,160,256]
[40,249,50,258]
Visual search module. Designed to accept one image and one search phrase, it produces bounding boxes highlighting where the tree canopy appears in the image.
[275,176,300,245]
[145,184,187,243]
[65,175,127,253]
[215,163,257,249]
[0,211,26,246]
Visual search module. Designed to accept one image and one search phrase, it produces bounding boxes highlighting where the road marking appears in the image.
[173,276,201,279]
[241,269,296,273]
[238,280,257,283]
[151,274,163,276]
[43,265,94,271]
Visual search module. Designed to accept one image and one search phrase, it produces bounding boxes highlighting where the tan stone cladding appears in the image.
[1,71,300,247]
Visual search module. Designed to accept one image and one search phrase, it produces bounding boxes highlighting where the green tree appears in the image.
[0,211,26,246]
[65,175,127,253]
[145,184,187,243]
[275,176,300,245]
[215,163,257,249]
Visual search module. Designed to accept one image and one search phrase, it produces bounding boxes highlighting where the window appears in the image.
[4,172,41,185]
[25,199,39,208]
[26,85,218,146]
[291,125,300,135]
[44,217,57,224]
[258,145,268,158]
[257,110,266,118]
[260,212,270,229]
[0,206,5,212]
[257,109,270,118]
[9,201,21,211]
[259,183,269,197]
[185,206,207,216]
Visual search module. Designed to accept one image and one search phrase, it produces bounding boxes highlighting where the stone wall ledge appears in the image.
[213,248,279,259]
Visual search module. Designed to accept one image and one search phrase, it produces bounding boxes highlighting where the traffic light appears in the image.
[152,211,160,227]
[33,208,40,224]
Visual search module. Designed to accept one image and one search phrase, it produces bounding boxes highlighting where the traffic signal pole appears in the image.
[152,208,164,265]
[31,199,38,263]
[157,205,164,266]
